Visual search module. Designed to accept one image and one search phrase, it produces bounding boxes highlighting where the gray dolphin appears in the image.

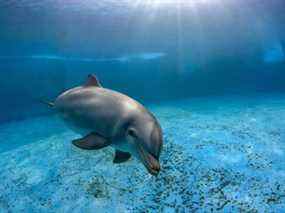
[52,74,163,175]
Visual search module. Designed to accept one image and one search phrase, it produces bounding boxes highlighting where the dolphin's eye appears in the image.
[128,128,137,138]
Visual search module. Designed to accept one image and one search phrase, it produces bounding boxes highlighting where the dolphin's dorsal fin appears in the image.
[85,74,102,87]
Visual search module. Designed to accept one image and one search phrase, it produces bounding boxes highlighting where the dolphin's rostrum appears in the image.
[53,74,163,175]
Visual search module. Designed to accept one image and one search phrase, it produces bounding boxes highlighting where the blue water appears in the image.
[1,0,285,212]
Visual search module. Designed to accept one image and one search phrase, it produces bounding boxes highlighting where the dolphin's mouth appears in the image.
[137,143,160,176]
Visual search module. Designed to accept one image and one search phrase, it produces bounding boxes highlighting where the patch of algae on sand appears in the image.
[86,176,110,199]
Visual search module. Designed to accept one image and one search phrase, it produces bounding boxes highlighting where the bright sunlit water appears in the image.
[0,0,285,212]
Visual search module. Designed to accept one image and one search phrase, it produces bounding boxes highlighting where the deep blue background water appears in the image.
[0,0,285,123]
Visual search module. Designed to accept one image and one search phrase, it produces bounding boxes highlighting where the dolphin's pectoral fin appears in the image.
[113,150,131,163]
[72,132,109,150]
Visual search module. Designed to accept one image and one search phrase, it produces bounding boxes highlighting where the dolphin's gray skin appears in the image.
[54,74,163,175]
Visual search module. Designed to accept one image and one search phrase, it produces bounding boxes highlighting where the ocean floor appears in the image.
[1,95,285,212]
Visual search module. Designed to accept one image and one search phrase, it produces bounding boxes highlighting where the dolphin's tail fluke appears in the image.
[40,99,55,108]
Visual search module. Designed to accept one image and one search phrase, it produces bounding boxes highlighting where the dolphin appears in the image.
[52,74,163,175]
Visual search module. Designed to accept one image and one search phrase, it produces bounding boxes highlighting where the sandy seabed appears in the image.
[0,95,285,212]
